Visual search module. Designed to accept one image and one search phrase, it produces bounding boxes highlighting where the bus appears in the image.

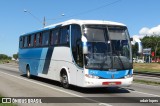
[19,19,133,88]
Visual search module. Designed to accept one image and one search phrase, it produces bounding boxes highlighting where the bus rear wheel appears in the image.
[26,66,31,79]
[61,72,69,89]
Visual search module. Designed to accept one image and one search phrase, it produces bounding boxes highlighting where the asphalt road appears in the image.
[0,63,160,106]
[134,74,160,82]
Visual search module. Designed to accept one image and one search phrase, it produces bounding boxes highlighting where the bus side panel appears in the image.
[19,48,43,76]
[49,47,77,85]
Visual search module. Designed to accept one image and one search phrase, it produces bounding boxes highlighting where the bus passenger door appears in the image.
[70,24,83,85]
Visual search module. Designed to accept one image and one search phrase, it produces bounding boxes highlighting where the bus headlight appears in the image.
[85,74,99,79]
[125,74,132,78]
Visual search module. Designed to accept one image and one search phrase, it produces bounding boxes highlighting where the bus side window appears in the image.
[27,35,31,47]
[19,37,23,48]
[22,36,25,48]
[36,33,42,47]
[24,36,28,48]
[30,34,34,47]
[51,29,59,45]
[42,31,49,46]
[34,34,37,47]
[60,26,69,45]
[39,33,42,46]
[50,30,54,45]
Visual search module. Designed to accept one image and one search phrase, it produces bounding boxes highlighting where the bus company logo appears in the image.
[2,98,11,103]
[89,70,98,74]
[108,69,117,72]
[107,69,118,75]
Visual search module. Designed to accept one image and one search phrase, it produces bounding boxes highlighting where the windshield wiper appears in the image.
[112,51,125,70]
[99,53,110,70]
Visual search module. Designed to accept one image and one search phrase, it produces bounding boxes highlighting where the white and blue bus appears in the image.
[19,19,133,88]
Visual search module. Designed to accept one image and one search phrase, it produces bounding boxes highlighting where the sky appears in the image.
[0,0,160,56]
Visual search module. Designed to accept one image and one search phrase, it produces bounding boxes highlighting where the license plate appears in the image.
[102,82,121,85]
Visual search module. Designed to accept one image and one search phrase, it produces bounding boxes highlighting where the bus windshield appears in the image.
[84,25,132,70]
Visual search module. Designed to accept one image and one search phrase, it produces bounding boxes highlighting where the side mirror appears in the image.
[82,42,88,54]
[83,46,88,54]
[81,36,88,54]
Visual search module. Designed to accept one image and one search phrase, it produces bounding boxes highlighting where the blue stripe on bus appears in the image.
[19,47,54,75]
[19,48,43,75]
[38,48,48,73]
[88,69,132,79]
[42,47,54,74]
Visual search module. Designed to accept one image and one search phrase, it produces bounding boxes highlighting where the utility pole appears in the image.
[24,9,65,28]
[43,16,46,27]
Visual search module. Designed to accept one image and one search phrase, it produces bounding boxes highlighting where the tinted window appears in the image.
[51,29,59,45]
[36,33,42,46]
[27,35,31,47]
[42,31,50,46]
[71,25,81,49]
[34,34,36,46]
[71,24,83,67]
[108,27,127,40]
[19,37,23,48]
[50,30,54,45]
[24,36,28,48]
[84,27,105,42]
[60,26,69,45]
[30,34,34,47]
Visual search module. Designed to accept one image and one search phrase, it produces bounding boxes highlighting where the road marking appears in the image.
[0,71,112,106]
[120,87,160,97]
[128,90,160,97]
[99,103,112,106]
[133,83,160,88]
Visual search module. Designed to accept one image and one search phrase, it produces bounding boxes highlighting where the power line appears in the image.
[48,0,122,21]
[25,0,122,26]
[72,0,122,17]
[24,9,42,24]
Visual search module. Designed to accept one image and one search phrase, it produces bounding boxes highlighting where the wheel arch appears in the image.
[26,64,30,71]
[60,67,70,84]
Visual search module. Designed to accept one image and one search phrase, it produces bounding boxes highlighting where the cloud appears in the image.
[132,25,160,39]
[139,25,160,36]
[139,27,150,35]
[132,34,144,39]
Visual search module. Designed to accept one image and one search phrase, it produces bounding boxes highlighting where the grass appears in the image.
[133,63,160,73]
[0,60,11,64]
[0,96,17,106]
[0,104,17,106]
[134,79,160,86]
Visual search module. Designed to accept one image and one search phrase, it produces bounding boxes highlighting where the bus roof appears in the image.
[21,19,126,36]
[45,19,126,28]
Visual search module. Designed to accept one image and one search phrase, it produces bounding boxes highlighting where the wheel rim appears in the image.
[27,67,30,78]
[62,74,69,88]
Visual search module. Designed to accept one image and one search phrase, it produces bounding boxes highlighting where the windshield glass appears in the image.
[84,25,132,70]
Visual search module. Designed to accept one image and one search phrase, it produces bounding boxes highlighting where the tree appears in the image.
[13,53,18,60]
[132,43,138,57]
[0,54,11,60]
[141,35,160,59]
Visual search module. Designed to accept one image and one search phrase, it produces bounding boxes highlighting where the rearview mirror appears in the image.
[83,46,88,54]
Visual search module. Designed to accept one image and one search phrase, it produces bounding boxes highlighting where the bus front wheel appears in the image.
[61,72,69,89]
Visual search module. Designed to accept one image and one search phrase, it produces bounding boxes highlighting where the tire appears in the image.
[26,66,31,79]
[61,72,69,89]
